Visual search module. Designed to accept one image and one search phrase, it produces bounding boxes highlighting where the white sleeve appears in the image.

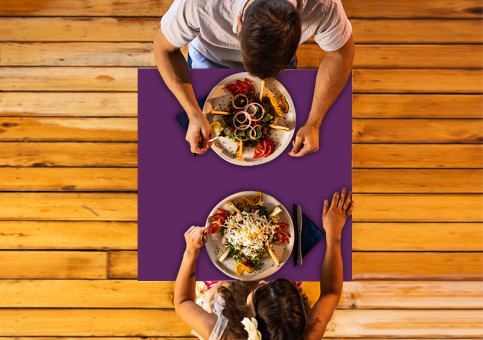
[160,0,200,48]
[313,0,352,51]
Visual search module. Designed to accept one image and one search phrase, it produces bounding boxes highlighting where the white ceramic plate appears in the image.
[203,72,296,166]
[205,191,294,281]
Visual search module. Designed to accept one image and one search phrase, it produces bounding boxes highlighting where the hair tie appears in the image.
[241,317,262,340]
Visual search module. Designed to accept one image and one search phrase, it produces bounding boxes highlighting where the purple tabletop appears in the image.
[138,68,352,281]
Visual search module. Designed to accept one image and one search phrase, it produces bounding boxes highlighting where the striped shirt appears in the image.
[161,0,352,68]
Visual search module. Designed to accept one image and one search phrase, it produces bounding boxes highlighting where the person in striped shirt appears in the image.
[154,0,354,157]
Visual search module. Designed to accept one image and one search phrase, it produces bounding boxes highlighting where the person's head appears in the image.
[238,0,301,79]
[248,278,309,339]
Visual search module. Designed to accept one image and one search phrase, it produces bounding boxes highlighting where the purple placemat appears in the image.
[138,68,352,281]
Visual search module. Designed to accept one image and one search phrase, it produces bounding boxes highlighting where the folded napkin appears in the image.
[175,94,209,133]
[293,204,325,266]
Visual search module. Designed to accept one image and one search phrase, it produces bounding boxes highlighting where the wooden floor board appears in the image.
[0,0,481,18]
[2,43,482,69]
[0,168,138,191]
[0,280,480,309]
[0,18,481,43]
[108,250,483,280]
[353,169,483,193]
[0,309,480,337]
[0,251,107,279]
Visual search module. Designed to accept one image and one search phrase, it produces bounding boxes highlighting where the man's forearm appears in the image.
[153,32,202,119]
[320,234,343,296]
[174,249,199,306]
[306,39,354,128]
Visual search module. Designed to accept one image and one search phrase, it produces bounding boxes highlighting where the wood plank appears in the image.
[0,142,137,167]
[353,194,483,222]
[0,193,137,221]
[0,168,137,191]
[1,193,480,222]
[109,251,137,279]
[0,117,137,141]
[0,280,481,309]
[2,168,479,193]
[0,221,137,249]
[0,18,481,43]
[8,118,480,144]
[2,43,482,69]
[0,67,137,92]
[0,0,481,18]
[109,250,483,280]
[353,119,483,144]
[0,92,137,117]
[0,17,160,42]
[353,69,483,93]
[353,223,483,251]
[353,144,483,168]
[299,44,483,69]
[2,93,480,118]
[351,19,483,43]
[0,309,479,337]
[3,143,481,168]
[0,251,107,279]
[2,68,482,93]
[353,169,483,193]
[344,0,483,18]
[353,94,483,119]
[354,252,483,280]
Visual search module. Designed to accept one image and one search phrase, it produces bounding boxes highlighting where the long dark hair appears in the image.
[253,278,310,339]
[217,279,310,339]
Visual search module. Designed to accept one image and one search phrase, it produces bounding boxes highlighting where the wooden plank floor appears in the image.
[0,0,482,338]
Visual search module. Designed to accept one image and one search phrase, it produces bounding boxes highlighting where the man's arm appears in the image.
[174,226,217,339]
[153,29,212,154]
[305,189,353,339]
[289,35,354,157]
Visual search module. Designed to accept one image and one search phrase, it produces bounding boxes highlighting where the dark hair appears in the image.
[217,281,259,338]
[239,0,301,79]
[253,278,310,339]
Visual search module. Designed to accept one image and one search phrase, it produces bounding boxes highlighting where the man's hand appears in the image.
[289,123,320,157]
[322,188,353,242]
[186,114,214,154]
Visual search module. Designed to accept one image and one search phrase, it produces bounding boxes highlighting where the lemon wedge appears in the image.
[210,121,223,134]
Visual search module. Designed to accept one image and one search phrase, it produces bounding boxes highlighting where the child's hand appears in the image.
[184,226,208,256]
[322,188,353,243]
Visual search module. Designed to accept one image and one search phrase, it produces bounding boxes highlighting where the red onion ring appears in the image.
[234,128,251,141]
[233,111,251,130]
[249,125,262,140]
[232,94,248,109]
[244,102,265,122]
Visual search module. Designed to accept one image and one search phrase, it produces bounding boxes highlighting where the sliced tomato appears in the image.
[244,78,255,96]
[208,223,220,234]
[263,136,275,157]
[276,222,288,229]
[226,84,239,96]
[276,230,291,239]
[253,139,267,158]
[217,208,228,219]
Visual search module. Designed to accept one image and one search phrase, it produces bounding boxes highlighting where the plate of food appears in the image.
[203,72,296,166]
[205,191,294,280]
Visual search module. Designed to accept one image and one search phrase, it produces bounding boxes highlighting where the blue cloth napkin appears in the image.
[293,204,325,266]
[175,94,209,133]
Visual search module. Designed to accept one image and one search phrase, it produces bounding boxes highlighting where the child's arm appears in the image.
[174,226,217,339]
[305,189,353,340]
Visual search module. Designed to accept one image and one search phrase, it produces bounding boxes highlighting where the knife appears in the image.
[296,204,303,266]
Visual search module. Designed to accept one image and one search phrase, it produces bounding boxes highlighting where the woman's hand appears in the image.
[186,114,213,154]
[322,188,353,243]
[184,225,208,256]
